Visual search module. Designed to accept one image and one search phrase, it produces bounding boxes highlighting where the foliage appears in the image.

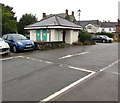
[1,3,17,35]
[17,13,38,35]
[78,30,92,43]
[96,32,113,38]
[34,42,65,50]
[65,15,71,21]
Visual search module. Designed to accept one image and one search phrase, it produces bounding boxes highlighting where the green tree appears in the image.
[17,13,38,35]
[78,30,92,43]
[1,4,17,35]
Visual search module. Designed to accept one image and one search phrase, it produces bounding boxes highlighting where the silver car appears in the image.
[0,37,10,55]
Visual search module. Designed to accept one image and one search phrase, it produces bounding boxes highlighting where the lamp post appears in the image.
[78,9,81,25]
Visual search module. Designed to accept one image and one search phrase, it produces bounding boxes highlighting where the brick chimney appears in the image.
[43,13,46,18]
[72,11,74,16]
[65,9,68,15]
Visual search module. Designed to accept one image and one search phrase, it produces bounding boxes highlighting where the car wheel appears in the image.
[109,40,112,43]
[102,40,106,43]
[13,45,17,53]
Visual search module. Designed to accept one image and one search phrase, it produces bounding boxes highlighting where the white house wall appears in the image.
[99,27,116,33]
[71,30,79,44]
[85,24,98,33]
[30,30,36,41]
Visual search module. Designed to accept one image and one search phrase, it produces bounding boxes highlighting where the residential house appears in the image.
[25,15,81,44]
[100,21,116,33]
[76,20,101,34]
[113,19,120,41]
[77,20,117,35]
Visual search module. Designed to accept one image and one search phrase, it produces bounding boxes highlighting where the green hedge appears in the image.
[96,32,113,38]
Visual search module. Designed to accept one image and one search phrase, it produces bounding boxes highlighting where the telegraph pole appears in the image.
[78,9,81,25]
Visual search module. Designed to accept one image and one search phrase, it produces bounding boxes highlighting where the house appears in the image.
[24,15,81,44]
[100,21,116,33]
[76,20,101,34]
[76,20,117,34]
[113,19,120,41]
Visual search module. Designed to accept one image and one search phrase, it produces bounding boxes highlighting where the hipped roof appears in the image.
[25,15,81,30]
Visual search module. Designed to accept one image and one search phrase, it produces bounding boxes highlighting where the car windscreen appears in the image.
[12,35,27,40]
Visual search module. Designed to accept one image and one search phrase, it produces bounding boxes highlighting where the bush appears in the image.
[96,32,113,38]
[78,30,92,43]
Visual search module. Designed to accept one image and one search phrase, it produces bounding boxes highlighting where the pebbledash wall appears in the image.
[29,29,79,44]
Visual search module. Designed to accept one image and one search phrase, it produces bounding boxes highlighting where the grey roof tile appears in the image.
[26,15,81,29]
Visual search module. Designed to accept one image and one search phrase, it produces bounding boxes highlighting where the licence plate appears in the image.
[26,45,32,47]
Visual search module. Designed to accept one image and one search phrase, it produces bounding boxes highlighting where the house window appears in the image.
[87,26,91,29]
[102,28,104,32]
[109,28,111,31]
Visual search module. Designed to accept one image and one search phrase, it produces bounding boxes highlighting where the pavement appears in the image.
[1,42,119,102]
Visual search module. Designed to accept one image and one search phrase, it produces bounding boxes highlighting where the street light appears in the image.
[78,9,81,25]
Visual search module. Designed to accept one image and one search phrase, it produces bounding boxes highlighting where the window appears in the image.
[87,26,91,29]
[2,35,7,40]
[102,28,104,32]
[109,28,111,31]
[7,35,13,40]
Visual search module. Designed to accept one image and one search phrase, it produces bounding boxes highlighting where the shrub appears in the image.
[78,30,92,43]
[96,32,113,38]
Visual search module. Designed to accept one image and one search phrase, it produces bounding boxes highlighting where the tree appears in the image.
[17,13,38,35]
[1,4,17,35]
[78,30,92,43]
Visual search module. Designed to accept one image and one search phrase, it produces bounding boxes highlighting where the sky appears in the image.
[0,0,119,22]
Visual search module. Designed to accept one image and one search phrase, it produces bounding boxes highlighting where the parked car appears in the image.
[0,37,10,55]
[91,35,113,43]
[2,34,35,52]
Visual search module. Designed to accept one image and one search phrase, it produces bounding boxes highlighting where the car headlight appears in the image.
[17,41,23,45]
[31,41,34,44]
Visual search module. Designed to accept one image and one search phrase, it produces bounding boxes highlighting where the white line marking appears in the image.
[46,61,54,64]
[105,71,120,75]
[59,52,89,59]
[39,72,95,103]
[0,56,24,61]
[68,66,95,73]
[100,60,120,72]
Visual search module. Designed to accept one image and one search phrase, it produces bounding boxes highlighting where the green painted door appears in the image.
[36,30,40,41]
[42,30,47,41]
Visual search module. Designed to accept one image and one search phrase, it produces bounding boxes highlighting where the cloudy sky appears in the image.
[1,0,119,22]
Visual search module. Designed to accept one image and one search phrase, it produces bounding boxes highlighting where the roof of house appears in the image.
[44,13,76,22]
[101,22,117,28]
[76,20,117,28]
[76,20,101,28]
[25,15,81,30]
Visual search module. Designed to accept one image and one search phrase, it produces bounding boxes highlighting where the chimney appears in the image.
[43,13,46,18]
[72,11,74,16]
[66,9,68,15]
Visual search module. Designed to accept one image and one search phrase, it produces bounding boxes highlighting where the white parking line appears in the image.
[100,60,120,72]
[59,52,89,59]
[0,56,24,61]
[68,66,95,73]
[39,72,95,103]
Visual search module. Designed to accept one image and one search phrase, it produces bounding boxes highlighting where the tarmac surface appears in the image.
[1,42,119,102]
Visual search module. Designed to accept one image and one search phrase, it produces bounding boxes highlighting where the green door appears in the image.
[36,30,40,41]
[42,30,47,41]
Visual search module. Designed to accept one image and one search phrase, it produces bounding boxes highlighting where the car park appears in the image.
[91,35,113,43]
[2,34,35,53]
[0,37,10,55]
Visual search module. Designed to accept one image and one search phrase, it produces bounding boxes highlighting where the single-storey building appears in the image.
[24,15,81,44]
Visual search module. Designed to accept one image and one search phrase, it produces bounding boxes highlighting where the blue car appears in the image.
[2,34,35,52]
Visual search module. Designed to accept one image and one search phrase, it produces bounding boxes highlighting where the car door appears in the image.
[6,35,14,47]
